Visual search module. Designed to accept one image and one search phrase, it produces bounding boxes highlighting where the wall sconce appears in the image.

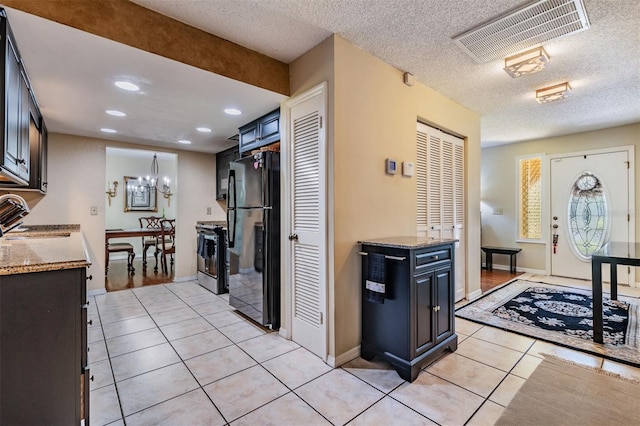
[536,82,571,103]
[504,47,549,78]
[162,186,173,207]
[106,181,118,206]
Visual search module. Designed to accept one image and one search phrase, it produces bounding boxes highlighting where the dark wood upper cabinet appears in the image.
[238,108,280,155]
[216,145,240,200]
[0,9,47,192]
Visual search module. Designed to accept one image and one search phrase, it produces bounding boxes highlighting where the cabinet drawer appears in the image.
[415,248,451,274]
[416,249,450,265]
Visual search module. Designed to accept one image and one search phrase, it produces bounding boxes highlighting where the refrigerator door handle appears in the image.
[227,209,236,248]
[228,169,236,210]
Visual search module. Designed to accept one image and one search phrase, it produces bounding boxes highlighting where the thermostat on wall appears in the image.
[386,158,397,175]
[402,161,414,177]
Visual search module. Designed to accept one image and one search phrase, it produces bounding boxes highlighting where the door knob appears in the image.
[288,233,298,242]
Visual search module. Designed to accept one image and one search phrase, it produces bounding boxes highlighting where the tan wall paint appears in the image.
[6,133,220,292]
[481,123,640,272]
[290,35,481,360]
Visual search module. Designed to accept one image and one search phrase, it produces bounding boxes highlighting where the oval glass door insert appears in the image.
[567,172,609,260]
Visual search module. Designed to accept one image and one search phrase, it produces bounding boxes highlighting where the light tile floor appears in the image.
[89,280,640,426]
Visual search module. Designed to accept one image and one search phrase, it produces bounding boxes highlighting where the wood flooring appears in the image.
[105,257,174,292]
[481,268,523,293]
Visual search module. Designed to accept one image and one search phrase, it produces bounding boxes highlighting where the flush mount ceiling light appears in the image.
[100,128,117,133]
[177,139,192,144]
[536,82,571,103]
[504,47,549,78]
[196,127,212,133]
[114,81,140,92]
[105,109,126,117]
[224,108,242,116]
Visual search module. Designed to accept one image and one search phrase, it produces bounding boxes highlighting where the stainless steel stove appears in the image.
[195,223,228,294]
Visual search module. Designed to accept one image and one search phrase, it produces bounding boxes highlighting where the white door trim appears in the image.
[281,82,329,359]
[544,145,635,283]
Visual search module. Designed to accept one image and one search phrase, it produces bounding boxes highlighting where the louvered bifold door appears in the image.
[427,131,443,239]
[416,123,466,301]
[416,129,429,233]
[289,88,327,359]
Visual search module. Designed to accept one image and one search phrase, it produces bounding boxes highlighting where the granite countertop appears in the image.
[358,236,458,249]
[0,225,91,275]
[196,220,227,228]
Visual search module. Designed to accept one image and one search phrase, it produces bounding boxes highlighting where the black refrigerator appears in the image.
[227,151,280,329]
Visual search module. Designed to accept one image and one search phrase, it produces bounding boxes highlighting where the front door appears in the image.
[550,149,632,282]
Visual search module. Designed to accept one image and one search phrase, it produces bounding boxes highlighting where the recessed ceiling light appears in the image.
[177,139,192,144]
[100,128,117,133]
[114,81,140,92]
[224,108,242,116]
[105,109,127,117]
[196,127,212,133]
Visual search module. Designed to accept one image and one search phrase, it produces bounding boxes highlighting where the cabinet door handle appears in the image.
[86,274,93,281]
[432,305,441,311]
[17,158,25,164]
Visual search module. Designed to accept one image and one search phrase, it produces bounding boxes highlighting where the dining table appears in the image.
[591,241,640,344]
[105,227,162,270]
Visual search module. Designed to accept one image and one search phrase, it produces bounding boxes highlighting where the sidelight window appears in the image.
[517,155,543,241]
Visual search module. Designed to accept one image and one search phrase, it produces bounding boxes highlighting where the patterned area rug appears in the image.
[456,279,640,367]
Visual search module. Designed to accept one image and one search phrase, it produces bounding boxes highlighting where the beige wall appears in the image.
[481,123,640,272]
[9,132,221,292]
[290,35,481,361]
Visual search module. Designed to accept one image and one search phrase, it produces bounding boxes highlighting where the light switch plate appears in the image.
[402,161,414,176]
[493,208,504,215]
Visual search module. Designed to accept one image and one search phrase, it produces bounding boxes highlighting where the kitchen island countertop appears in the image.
[358,236,458,250]
[0,225,90,275]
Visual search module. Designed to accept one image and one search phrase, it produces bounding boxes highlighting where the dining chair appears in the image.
[138,216,163,268]
[157,218,175,275]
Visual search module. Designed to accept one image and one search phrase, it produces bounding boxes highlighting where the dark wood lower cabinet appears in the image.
[360,240,457,382]
[0,267,88,425]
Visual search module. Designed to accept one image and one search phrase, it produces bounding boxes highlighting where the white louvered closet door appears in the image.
[416,123,465,301]
[287,86,327,360]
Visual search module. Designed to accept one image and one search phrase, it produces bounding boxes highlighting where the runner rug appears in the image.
[496,355,640,425]
[455,279,640,366]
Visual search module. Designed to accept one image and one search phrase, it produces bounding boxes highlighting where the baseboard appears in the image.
[88,288,107,297]
[174,275,197,283]
[327,345,360,368]
[278,327,290,339]
[482,263,545,275]
[467,288,482,301]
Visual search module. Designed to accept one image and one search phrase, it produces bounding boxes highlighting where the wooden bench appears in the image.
[481,246,522,273]
[106,243,135,275]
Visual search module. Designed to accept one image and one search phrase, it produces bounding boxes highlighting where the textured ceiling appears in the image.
[5,1,640,152]
[131,0,640,147]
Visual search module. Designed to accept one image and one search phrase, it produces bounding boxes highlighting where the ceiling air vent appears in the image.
[452,0,590,63]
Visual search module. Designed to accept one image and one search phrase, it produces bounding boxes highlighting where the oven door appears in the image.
[197,232,224,293]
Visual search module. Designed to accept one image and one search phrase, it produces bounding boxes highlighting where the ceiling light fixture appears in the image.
[536,82,571,103]
[114,81,140,92]
[196,127,212,133]
[134,153,173,205]
[100,128,117,133]
[106,109,127,117]
[177,140,192,144]
[504,47,549,78]
[224,108,242,116]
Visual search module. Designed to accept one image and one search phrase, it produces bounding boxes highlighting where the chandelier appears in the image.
[137,153,173,205]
